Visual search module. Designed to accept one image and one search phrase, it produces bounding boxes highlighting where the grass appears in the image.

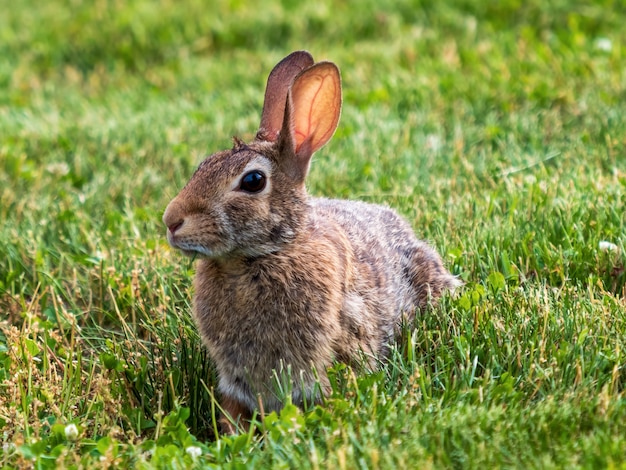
[1,0,625,467]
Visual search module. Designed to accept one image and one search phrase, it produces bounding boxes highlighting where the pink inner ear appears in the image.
[258,51,315,142]
[291,63,341,155]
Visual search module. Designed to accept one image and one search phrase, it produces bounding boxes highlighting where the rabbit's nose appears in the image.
[163,199,184,233]
[168,220,184,234]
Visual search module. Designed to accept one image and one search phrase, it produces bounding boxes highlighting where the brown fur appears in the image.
[163,51,460,433]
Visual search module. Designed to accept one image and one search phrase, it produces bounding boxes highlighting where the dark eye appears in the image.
[240,170,266,193]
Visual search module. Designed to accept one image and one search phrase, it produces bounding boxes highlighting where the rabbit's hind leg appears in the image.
[219,395,253,434]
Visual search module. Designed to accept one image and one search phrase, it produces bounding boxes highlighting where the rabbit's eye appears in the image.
[240,170,266,193]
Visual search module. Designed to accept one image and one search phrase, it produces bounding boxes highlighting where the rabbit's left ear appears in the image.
[258,51,315,142]
[279,62,342,181]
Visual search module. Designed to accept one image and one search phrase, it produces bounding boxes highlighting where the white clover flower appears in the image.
[46,162,70,176]
[64,423,79,440]
[185,446,202,459]
[425,134,443,152]
[598,241,619,252]
[594,38,612,52]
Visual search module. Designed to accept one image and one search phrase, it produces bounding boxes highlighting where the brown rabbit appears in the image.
[163,51,460,433]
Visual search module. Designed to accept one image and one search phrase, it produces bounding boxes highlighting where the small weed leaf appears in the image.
[96,436,115,456]
[302,404,336,429]
[100,352,123,372]
[487,271,506,294]
[22,337,41,358]
[157,406,193,446]
[491,372,521,403]
[229,433,253,455]
[457,283,486,312]
[18,444,35,460]
[263,403,305,442]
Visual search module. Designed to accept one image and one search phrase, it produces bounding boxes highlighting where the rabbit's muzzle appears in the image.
[163,198,223,257]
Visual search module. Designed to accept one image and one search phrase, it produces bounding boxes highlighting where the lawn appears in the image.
[1,0,625,468]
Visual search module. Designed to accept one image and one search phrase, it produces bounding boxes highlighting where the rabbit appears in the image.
[162,50,461,433]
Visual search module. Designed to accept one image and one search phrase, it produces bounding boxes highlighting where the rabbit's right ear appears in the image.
[277,62,342,183]
[257,51,315,142]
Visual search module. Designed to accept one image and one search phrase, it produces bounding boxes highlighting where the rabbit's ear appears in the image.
[279,62,342,181]
[257,51,315,142]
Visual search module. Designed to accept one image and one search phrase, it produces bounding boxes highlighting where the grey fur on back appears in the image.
[311,197,459,351]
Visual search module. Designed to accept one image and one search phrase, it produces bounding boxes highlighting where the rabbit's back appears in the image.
[311,198,458,331]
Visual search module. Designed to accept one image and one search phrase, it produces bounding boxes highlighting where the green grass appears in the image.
[1,0,625,467]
